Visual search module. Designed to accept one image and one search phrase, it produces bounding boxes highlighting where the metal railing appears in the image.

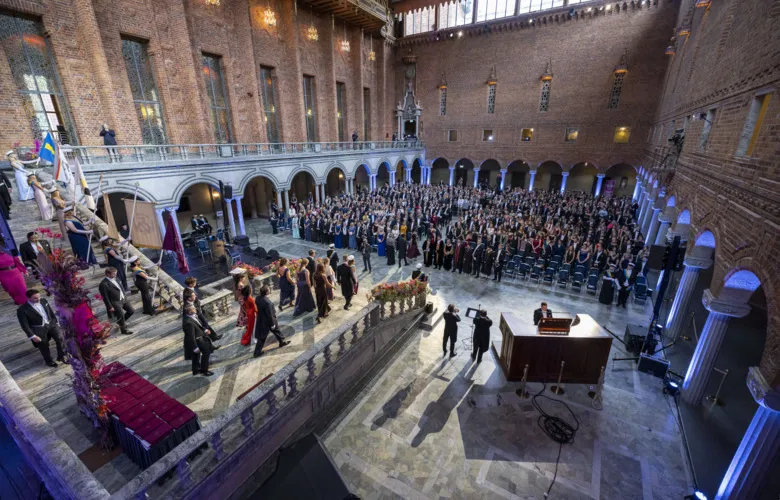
[63,141,424,166]
[113,294,426,499]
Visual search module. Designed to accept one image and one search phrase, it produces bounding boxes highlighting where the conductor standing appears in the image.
[442,304,460,357]
[472,309,492,364]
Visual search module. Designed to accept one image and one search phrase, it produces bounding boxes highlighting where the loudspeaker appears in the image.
[224,184,233,199]
[234,235,250,247]
[624,324,646,356]
[638,353,670,379]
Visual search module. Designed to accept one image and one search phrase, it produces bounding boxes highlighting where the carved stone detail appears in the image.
[746,367,780,412]
[701,289,751,318]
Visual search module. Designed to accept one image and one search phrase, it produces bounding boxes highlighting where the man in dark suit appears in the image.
[473,241,485,278]
[19,231,52,276]
[593,243,607,274]
[253,285,290,358]
[442,304,460,357]
[472,310,492,364]
[397,234,408,267]
[183,291,222,342]
[99,267,135,335]
[616,262,637,308]
[337,255,356,309]
[307,249,316,275]
[17,289,65,367]
[493,245,508,282]
[533,302,553,325]
[183,305,214,376]
[327,244,339,271]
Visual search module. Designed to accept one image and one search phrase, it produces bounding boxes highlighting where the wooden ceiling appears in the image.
[303,0,390,33]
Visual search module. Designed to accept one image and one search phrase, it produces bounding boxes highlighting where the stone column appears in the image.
[320,183,326,202]
[645,210,662,245]
[449,167,455,186]
[594,174,605,196]
[276,190,283,211]
[664,255,713,340]
[528,170,537,192]
[314,183,320,204]
[283,190,290,214]
[405,167,412,183]
[715,368,780,499]
[390,171,396,186]
[473,168,480,187]
[155,206,167,241]
[226,199,237,237]
[165,206,184,251]
[641,202,657,237]
[370,175,376,191]
[632,176,641,201]
[682,290,751,405]
[234,196,245,236]
[499,169,507,190]
[654,213,673,245]
[560,172,569,193]
[638,192,651,226]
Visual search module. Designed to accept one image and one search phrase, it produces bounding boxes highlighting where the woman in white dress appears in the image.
[291,215,300,239]
[28,175,53,221]
[6,151,36,201]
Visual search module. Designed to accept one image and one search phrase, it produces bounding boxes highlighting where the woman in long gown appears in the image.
[0,240,28,305]
[131,261,157,315]
[376,230,386,257]
[599,266,617,305]
[293,265,315,316]
[64,211,97,265]
[291,215,300,239]
[29,176,53,221]
[348,223,357,250]
[240,286,257,345]
[407,233,420,260]
[277,258,296,310]
[386,232,396,265]
[443,240,454,271]
[463,245,474,275]
[51,191,67,236]
[334,222,343,248]
[7,152,34,201]
[313,264,334,324]
[234,274,249,328]
[304,217,312,242]
[435,240,445,270]
[321,258,336,301]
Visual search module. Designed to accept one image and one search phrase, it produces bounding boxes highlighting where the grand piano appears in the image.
[492,312,612,384]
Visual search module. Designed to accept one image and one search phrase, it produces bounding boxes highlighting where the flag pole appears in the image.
[83,173,104,267]
[123,182,140,280]
[149,250,164,308]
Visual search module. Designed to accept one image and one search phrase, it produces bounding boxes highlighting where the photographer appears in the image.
[442,304,460,357]
[472,309,492,364]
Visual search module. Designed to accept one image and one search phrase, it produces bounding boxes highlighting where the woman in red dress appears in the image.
[0,241,28,305]
[240,286,257,346]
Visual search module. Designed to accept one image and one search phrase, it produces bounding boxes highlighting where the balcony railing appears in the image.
[62,141,424,166]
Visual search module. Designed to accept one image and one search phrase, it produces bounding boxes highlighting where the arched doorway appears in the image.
[290,171,316,205]
[431,157,449,185]
[453,158,473,187]
[174,182,222,235]
[377,162,390,187]
[568,162,598,194]
[479,159,501,188]
[396,160,407,183]
[604,163,637,197]
[325,167,347,197]
[242,175,275,220]
[354,164,371,193]
[506,160,530,190]
[411,158,422,184]
[535,161,563,191]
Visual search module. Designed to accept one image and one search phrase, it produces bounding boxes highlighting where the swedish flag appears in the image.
[39,132,57,164]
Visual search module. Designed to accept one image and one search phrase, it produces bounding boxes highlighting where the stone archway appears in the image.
[173,182,223,235]
[242,175,275,219]
[431,157,449,185]
[396,159,408,183]
[453,158,474,187]
[605,163,637,197]
[325,167,347,197]
[568,162,598,194]
[506,160,530,190]
[479,159,501,188]
[354,164,371,193]
[535,161,562,191]
[289,171,316,205]
[377,162,390,187]
[411,158,422,184]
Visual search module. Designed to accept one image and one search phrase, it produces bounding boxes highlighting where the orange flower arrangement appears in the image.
[368,279,428,303]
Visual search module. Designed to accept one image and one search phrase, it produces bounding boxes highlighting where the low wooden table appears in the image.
[492,312,611,385]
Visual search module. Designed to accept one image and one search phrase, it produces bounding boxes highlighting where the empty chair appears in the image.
[511,254,523,267]
[574,264,585,276]
[557,268,569,288]
[571,272,584,292]
[543,267,555,286]
[551,254,563,265]
[524,256,536,266]
[549,260,560,272]
[226,244,242,266]
[561,263,571,274]
[517,262,530,280]
[216,228,225,241]
[196,239,212,260]
[504,260,517,281]
[634,278,649,304]
[530,264,543,283]
[586,273,599,294]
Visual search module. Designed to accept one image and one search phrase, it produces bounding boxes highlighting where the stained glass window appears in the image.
[608,72,625,109]
[0,13,76,143]
[336,82,346,142]
[539,80,551,112]
[487,83,496,114]
[440,87,447,116]
[260,66,279,143]
[202,53,232,144]
[121,37,167,144]
[303,75,317,142]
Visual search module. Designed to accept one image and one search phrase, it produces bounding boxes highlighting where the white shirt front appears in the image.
[108,278,124,300]
[30,301,49,324]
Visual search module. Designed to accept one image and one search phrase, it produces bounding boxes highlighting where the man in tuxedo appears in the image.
[19,231,52,276]
[17,289,64,367]
[442,304,460,357]
[253,285,290,358]
[533,302,553,325]
[307,249,316,275]
[593,243,607,274]
[472,309,492,364]
[337,255,356,309]
[397,234,408,267]
[183,291,222,342]
[183,305,214,376]
[197,215,213,234]
[473,241,485,278]
[99,267,135,335]
[327,244,339,271]
[616,262,637,308]
[493,244,509,282]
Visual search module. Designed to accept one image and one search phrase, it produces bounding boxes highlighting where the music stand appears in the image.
[460,307,481,353]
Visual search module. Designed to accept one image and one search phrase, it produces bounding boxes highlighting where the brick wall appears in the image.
[0,0,395,149]
[641,0,780,385]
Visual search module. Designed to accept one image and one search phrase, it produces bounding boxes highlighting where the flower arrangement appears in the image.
[232,262,264,279]
[265,259,302,275]
[367,279,428,304]
[39,248,114,449]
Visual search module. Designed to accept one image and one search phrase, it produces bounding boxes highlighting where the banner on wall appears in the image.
[102,194,120,239]
[123,199,162,249]
[603,180,616,198]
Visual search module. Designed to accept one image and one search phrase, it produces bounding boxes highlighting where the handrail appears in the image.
[63,141,425,167]
[0,361,111,500]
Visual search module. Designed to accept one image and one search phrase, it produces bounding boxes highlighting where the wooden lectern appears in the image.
[492,312,612,384]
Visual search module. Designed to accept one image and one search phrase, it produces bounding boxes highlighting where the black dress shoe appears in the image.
[279,340,291,348]
[46,361,57,367]
[56,357,66,363]
[253,351,265,358]
[122,330,135,335]
[212,345,221,351]
[450,351,457,358]
[213,334,224,341]
[201,371,215,376]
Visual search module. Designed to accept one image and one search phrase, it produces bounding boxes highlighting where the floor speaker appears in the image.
[624,324,646,356]
[637,353,670,379]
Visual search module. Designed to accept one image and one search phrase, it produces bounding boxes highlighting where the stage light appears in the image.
[663,377,680,396]
[683,491,707,500]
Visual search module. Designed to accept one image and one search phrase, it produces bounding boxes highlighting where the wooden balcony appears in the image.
[304,0,390,33]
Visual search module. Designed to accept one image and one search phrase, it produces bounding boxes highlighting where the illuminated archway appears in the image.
[605,163,637,197]
[431,157,450,185]
[453,158,474,187]
[568,162,598,194]
[506,160,530,190]
[535,161,562,191]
